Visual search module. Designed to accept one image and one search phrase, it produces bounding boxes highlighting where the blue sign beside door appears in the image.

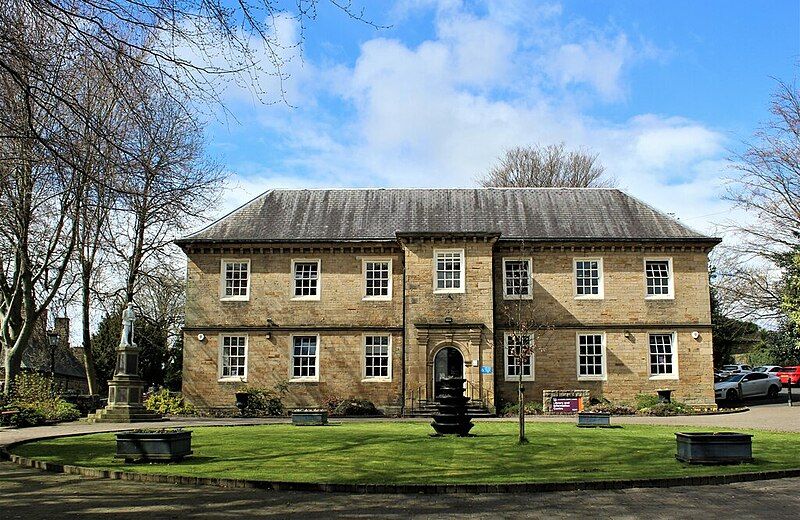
[480,365,493,374]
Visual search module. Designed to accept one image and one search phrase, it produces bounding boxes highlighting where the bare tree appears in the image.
[107,80,224,305]
[718,80,800,322]
[498,249,555,443]
[479,144,615,188]
[0,13,88,393]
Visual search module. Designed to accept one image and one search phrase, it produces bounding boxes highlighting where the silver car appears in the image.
[752,365,783,374]
[715,372,782,401]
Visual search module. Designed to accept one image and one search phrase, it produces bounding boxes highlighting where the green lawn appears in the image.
[13,422,800,484]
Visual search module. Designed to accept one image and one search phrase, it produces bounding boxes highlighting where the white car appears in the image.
[715,372,782,401]
[752,365,783,374]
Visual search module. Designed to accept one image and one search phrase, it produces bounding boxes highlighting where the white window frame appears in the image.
[644,257,674,300]
[433,248,466,294]
[504,333,535,382]
[217,334,248,382]
[573,257,604,300]
[576,332,607,381]
[362,334,392,382]
[647,331,679,380]
[502,257,533,300]
[289,334,321,382]
[291,258,321,301]
[362,258,393,301]
[219,259,251,302]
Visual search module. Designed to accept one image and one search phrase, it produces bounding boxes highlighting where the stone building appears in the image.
[176,188,720,414]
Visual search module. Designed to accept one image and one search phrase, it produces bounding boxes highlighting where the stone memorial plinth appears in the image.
[86,303,161,423]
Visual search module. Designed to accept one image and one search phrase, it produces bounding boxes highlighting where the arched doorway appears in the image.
[433,347,464,397]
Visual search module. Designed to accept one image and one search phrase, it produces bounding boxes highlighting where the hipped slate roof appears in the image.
[177,188,719,245]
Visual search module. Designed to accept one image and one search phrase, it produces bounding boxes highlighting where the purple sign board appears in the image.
[551,397,581,413]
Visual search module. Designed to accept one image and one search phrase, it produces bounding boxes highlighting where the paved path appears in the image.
[1,461,798,519]
[1,405,798,518]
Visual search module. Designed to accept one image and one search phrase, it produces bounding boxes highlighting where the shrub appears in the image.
[7,373,80,426]
[499,401,543,417]
[144,389,196,416]
[331,398,381,417]
[586,402,636,415]
[9,406,48,427]
[241,382,289,417]
[634,393,661,410]
[637,401,692,416]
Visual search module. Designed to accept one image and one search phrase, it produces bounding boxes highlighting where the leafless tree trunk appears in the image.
[479,144,615,188]
[500,244,555,444]
[0,12,88,393]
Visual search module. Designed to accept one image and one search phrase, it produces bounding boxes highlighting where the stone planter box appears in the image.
[292,410,328,426]
[675,432,753,464]
[577,412,612,428]
[115,430,192,462]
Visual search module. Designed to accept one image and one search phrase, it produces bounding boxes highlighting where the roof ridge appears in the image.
[264,187,621,191]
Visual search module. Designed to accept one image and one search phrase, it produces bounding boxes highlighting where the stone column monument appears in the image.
[86,303,162,423]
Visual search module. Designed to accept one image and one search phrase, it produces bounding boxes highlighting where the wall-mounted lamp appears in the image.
[265,331,271,340]
[444,317,453,324]
[197,333,206,342]
[624,330,634,341]
[691,331,700,340]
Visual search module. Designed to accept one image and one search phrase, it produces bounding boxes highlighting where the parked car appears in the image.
[776,366,800,387]
[752,365,783,374]
[714,372,782,401]
[717,364,753,379]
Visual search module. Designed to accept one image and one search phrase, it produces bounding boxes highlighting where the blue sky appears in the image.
[205,0,799,236]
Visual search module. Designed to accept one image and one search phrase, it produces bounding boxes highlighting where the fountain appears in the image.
[430,377,474,436]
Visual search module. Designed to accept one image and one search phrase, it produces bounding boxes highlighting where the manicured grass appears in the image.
[13,422,800,484]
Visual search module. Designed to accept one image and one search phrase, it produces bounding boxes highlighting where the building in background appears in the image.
[177,188,720,414]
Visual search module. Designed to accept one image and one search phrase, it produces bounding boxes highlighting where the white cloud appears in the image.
[210,1,734,236]
[545,34,634,100]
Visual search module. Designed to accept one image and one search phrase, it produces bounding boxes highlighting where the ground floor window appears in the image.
[648,332,677,378]
[292,335,319,380]
[220,335,247,380]
[364,335,391,380]
[504,333,534,381]
[577,333,605,380]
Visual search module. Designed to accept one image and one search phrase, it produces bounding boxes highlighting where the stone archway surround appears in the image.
[411,323,493,407]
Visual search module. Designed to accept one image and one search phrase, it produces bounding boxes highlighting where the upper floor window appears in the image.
[504,333,534,381]
[434,249,465,294]
[363,334,391,381]
[645,258,673,299]
[221,259,250,301]
[574,258,603,299]
[219,335,247,381]
[292,259,320,300]
[363,259,392,300]
[503,258,532,299]
[291,335,319,381]
[649,332,678,379]
[577,333,605,380]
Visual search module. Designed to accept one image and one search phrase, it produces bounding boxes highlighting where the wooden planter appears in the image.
[292,411,328,426]
[675,432,753,464]
[115,430,193,462]
[577,412,612,428]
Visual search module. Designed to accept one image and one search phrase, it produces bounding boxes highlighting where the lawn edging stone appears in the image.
[3,433,800,495]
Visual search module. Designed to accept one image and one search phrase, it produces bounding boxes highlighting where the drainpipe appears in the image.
[400,248,407,416]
